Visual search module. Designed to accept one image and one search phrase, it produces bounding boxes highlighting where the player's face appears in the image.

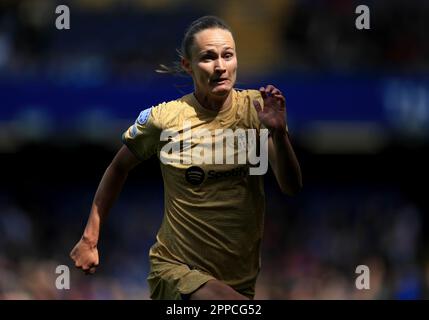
[183,28,237,98]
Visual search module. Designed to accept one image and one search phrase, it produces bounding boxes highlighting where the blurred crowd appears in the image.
[1,0,429,300]
[0,0,428,83]
[259,184,427,299]
[1,180,428,299]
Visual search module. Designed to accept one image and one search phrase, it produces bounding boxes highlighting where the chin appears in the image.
[211,85,232,96]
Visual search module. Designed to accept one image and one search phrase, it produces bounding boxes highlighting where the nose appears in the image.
[214,58,226,73]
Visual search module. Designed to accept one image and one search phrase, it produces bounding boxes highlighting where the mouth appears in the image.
[211,78,229,85]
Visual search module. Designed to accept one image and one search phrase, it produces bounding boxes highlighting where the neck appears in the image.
[194,90,233,113]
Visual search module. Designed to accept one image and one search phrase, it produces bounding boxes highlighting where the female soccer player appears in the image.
[70,16,302,300]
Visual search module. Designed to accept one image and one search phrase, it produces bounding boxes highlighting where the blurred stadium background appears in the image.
[1,0,429,299]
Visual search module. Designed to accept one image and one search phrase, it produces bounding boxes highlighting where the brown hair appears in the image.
[157,15,232,75]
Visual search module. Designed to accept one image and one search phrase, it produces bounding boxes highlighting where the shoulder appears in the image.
[235,89,262,102]
[234,88,264,116]
[235,89,263,113]
[150,93,196,128]
[152,93,194,113]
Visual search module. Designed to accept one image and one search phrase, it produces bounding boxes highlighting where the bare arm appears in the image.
[254,84,303,196]
[82,145,141,244]
[70,145,141,273]
[268,130,302,195]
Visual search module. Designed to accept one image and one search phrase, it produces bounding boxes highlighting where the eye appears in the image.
[223,52,234,59]
[201,53,217,61]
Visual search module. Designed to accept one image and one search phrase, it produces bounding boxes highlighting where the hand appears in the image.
[70,236,99,275]
[253,85,287,134]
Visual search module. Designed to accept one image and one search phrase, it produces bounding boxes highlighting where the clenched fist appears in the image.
[70,237,99,275]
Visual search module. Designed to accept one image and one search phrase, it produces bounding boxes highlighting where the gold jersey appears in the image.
[122,89,266,295]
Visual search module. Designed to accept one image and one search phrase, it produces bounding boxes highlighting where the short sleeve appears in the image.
[122,104,163,160]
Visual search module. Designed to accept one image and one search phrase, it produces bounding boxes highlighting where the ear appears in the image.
[181,57,192,75]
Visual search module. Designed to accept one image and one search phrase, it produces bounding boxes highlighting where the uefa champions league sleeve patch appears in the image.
[129,124,138,138]
[136,107,152,125]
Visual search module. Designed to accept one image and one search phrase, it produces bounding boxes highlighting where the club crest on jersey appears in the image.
[136,107,152,125]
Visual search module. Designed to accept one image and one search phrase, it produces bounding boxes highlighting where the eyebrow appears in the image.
[199,47,235,55]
